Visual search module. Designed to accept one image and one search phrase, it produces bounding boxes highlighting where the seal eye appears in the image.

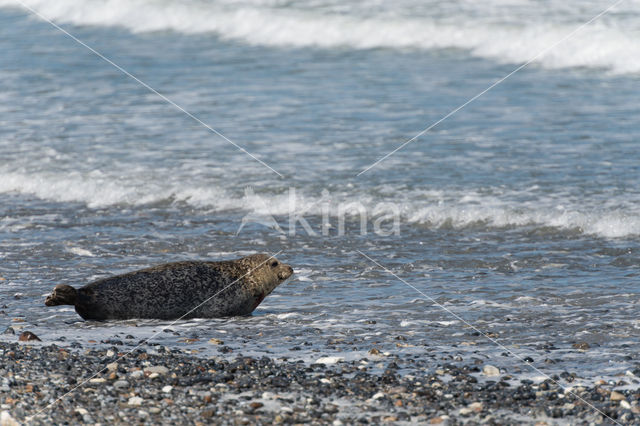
[270,260,279,268]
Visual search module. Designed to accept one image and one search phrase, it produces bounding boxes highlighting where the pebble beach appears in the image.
[1,338,638,425]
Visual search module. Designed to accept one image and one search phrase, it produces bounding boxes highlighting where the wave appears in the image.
[405,202,640,239]
[3,0,640,74]
[1,170,639,238]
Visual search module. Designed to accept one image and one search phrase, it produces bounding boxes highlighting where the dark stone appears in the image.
[18,331,41,342]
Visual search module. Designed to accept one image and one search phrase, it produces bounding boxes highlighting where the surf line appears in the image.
[11,0,283,177]
[356,249,624,426]
[357,0,627,176]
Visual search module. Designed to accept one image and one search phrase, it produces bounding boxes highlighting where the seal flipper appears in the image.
[45,284,77,306]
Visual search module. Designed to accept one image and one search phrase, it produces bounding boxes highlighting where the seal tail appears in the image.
[45,284,77,306]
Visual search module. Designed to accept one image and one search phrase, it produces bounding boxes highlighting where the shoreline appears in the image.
[1,342,637,425]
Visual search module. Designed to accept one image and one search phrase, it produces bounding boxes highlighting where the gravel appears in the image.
[1,341,638,425]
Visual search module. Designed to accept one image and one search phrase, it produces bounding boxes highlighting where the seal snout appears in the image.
[45,284,77,306]
[278,264,294,281]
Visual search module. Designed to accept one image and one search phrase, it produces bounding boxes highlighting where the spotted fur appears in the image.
[45,254,293,320]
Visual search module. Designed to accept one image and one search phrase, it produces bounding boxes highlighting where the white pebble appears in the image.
[144,366,169,375]
[482,365,500,377]
[127,397,143,406]
[162,385,173,393]
[0,411,20,426]
[315,356,344,365]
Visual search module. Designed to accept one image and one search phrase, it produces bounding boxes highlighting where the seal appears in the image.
[45,254,293,320]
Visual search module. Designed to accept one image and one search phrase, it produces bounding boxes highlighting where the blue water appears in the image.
[1,0,640,388]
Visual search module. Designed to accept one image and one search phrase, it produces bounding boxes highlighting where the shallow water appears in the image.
[1,0,640,386]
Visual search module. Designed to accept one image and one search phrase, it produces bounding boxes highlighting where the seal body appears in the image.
[45,254,293,320]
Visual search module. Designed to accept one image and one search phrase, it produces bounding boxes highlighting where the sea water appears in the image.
[1,0,640,384]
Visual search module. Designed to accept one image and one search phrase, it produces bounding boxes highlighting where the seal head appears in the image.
[45,284,77,306]
[239,254,294,311]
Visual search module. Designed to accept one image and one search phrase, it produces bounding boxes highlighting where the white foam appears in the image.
[405,197,640,239]
[2,167,640,239]
[274,312,299,319]
[0,170,232,209]
[3,0,640,74]
[66,247,95,257]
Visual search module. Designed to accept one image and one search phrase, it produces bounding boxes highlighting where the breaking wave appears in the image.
[3,0,640,74]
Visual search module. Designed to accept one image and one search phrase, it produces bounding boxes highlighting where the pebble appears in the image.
[127,397,143,406]
[469,402,483,412]
[113,380,129,390]
[1,411,20,426]
[144,366,169,375]
[610,391,626,401]
[18,331,41,342]
[482,365,500,377]
[162,385,173,393]
[130,370,144,379]
[459,407,472,416]
[572,342,590,350]
[315,356,344,365]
